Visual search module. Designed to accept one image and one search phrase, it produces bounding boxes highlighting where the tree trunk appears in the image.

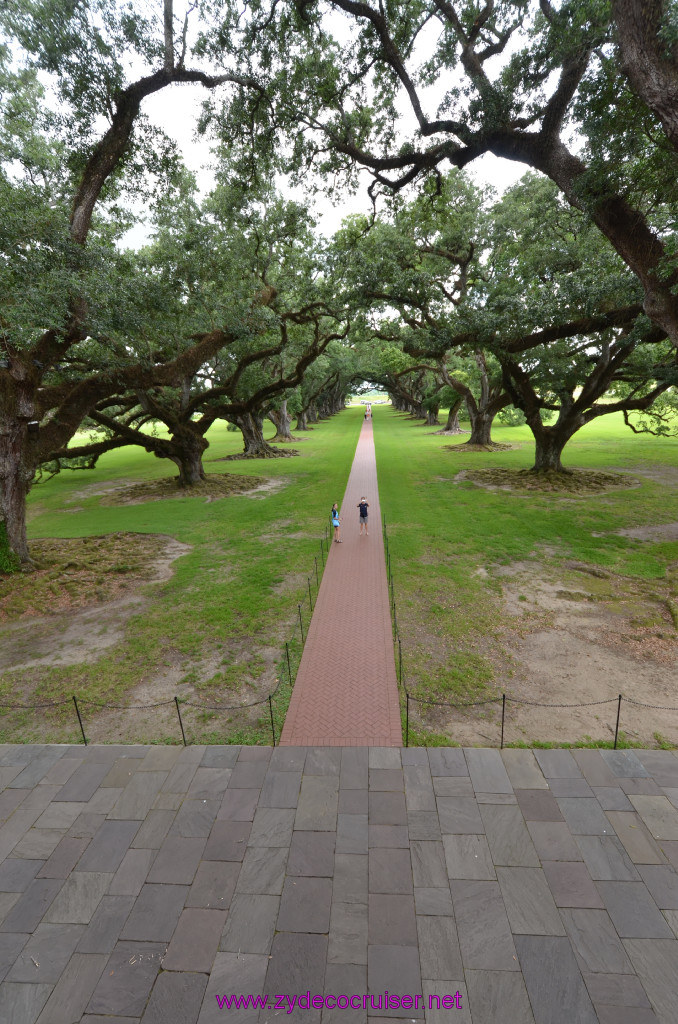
[425,406,440,426]
[230,412,282,458]
[167,442,206,485]
[296,410,309,431]
[1,373,38,565]
[530,139,678,350]
[268,400,295,441]
[531,429,571,473]
[307,403,319,424]
[140,421,208,486]
[613,0,678,156]
[434,399,464,434]
[0,431,31,564]
[466,404,497,445]
[445,405,462,432]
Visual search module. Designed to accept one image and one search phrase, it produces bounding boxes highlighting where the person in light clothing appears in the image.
[331,502,342,542]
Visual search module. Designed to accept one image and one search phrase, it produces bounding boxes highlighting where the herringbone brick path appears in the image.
[280,417,402,746]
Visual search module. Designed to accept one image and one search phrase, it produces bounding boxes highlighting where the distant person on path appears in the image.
[331,502,342,542]
[357,496,369,535]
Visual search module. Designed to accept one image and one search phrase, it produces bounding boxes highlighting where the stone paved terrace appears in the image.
[2,744,678,1023]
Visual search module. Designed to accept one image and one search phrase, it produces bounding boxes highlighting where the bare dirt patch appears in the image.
[0,535,190,670]
[81,642,284,745]
[0,533,184,624]
[497,562,678,746]
[615,462,678,487]
[407,541,678,748]
[65,479,139,503]
[101,473,266,506]
[1,525,296,744]
[618,522,678,542]
[272,572,308,595]
[243,478,287,500]
[455,467,639,494]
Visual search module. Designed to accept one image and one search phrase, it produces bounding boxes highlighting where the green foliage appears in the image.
[497,406,526,427]
[0,522,20,574]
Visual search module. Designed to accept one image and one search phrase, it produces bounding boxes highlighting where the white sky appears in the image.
[126,1,528,248]
[130,85,525,250]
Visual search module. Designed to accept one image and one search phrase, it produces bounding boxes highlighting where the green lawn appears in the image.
[1,414,362,743]
[2,404,676,747]
[372,407,678,746]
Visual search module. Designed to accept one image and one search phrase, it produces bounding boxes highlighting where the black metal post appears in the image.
[320,540,324,567]
[286,641,292,685]
[308,578,314,613]
[298,604,305,644]
[72,696,87,745]
[393,601,398,640]
[405,693,410,747]
[175,696,187,746]
[268,694,276,746]
[398,639,402,686]
[314,557,319,588]
[501,693,506,749]
[614,694,622,749]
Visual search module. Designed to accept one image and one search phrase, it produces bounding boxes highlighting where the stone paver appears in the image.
[280,419,402,746]
[0,745,678,1023]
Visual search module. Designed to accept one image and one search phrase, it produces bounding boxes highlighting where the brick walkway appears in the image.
[280,418,402,747]
[2,743,678,1023]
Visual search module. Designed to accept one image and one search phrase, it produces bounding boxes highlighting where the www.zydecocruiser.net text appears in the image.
[215,991,463,1013]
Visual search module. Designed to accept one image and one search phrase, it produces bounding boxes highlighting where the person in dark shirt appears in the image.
[357,496,369,536]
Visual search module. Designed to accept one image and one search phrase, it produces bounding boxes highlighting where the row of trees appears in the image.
[339,172,675,469]
[2,0,677,564]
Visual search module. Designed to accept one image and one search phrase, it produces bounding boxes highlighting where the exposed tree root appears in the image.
[443,441,514,452]
[457,467,638,493]
[220,447,300,460]
[103,474,265,505]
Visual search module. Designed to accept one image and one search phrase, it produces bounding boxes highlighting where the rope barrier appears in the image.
[77,698,176,710]
[4,511,675,747]
[406,694,501,709]
[182,697,270,711]
[506,696,618,709]
[622,697,678,711]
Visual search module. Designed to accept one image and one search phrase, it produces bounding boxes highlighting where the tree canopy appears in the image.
[213,0,678,347]
[2,0,677,566]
